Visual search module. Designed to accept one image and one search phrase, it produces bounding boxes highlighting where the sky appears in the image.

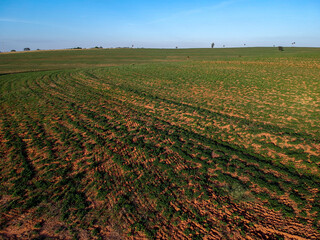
[0,0,319,51]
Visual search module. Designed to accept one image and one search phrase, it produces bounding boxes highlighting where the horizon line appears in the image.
[2,46,320,53]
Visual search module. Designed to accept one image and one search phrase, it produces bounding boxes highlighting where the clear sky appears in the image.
[0,0,319,51]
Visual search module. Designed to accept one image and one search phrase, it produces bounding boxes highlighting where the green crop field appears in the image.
[0,47,320,239]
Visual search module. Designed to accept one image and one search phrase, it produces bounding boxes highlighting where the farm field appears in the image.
[0,47,320,239]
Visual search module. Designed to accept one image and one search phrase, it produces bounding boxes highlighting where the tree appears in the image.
[24,48,30,51]
[278,46,284,51]
[11,50,16,52]
[211,42,215,48]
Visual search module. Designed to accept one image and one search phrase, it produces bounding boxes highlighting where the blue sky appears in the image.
[0,0,319,51]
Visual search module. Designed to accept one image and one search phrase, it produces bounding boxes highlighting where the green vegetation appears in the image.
[0,47,320,239]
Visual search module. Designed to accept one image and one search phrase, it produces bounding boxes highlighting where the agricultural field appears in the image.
[0,47,320,239]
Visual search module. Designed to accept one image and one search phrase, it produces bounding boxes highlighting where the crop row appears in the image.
[1,61,319,238]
